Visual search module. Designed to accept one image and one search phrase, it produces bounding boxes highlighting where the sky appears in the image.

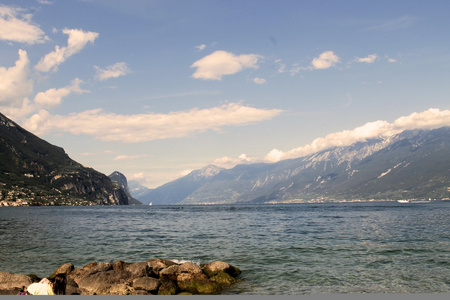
[1,0,450,189]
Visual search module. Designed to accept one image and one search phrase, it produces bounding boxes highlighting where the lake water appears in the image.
[0,201,449,295]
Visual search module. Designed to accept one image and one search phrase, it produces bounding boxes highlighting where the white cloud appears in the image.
[311,51,340,70]
[355,54,377,63]
[0,49,33,106]
[195,44,206,51]
[23,103,283,143]
[191,50,261,80]
[33,78,88,107]
[212,153,260,169]
[0,5,48,44]
[253,77,266,84]
[95,62,131,81]
[264,108,450,163]
[35,28,99,72]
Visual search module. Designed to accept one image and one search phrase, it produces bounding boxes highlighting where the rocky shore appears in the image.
[0,259,241,295]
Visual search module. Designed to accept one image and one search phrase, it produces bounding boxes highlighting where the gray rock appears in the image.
[132,276,160,293]
[75,270,130,295]
[70,261,113,282]
[124,262,149,278]
[179,262,203,274]
[147,259,169,277]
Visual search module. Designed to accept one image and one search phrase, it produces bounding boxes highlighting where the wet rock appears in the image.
[176,272,222,295]
[210,271,238,285]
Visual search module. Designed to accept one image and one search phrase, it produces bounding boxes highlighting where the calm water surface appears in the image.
[0,201,449,294]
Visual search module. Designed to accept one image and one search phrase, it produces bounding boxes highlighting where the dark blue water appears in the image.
[0,201,449,294]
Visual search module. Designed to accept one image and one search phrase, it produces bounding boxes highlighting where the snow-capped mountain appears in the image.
[144,127,450,204]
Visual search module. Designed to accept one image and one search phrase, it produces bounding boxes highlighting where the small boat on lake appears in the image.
[397,199,431,204]
[397,200,410,203]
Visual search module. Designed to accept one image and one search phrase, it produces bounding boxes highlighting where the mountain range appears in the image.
[134,127,450,204]
[0,112,132,206]
[1,110,449,206]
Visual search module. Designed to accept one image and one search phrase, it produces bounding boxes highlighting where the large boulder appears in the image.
[75,269,131,295]
[147,259,168,277]
[49,263,74,279]
[0,271,32,295]
[203,261,241,278]
[176,272,222,295]
[70,261,113,282]
[124,262,149,278]
[132,276,160,294]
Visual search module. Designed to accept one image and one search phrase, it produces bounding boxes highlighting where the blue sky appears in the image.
[1,0,450,188]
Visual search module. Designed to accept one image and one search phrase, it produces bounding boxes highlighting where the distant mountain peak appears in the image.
[140,127,450,205]
[190,164,224,179]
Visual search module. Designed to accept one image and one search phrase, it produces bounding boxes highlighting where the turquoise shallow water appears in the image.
[0,201,449,294]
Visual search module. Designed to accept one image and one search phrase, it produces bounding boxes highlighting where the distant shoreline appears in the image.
[1,198,449,207]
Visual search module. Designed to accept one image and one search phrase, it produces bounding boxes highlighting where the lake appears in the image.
[0,201,449,294]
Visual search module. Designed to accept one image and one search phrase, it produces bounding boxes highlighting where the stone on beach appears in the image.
[0,259,241,295]
[0,271,32,295]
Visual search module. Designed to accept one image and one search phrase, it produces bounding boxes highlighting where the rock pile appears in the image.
[0,259,241,295]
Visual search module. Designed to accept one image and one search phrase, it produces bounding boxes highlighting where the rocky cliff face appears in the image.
[108,171,142,205]
[0,112,128,206]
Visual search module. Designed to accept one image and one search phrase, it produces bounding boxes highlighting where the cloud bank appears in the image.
[24,103,283,143]
[213,108,450,168]
[191,50,261,80]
